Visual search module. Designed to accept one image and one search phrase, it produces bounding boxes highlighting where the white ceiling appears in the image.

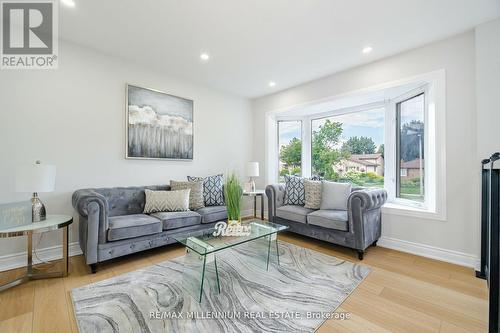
[60,0,500,98]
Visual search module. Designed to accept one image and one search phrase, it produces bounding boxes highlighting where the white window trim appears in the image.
[383,71,446,221]
[265,70,446,221]
[385,86,428,210]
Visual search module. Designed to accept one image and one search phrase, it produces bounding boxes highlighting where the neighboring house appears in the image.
[335,153,384,176]
[400,158,424,179]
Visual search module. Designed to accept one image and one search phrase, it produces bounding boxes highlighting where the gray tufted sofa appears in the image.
[72,185,227,273]
[266,184,387,259]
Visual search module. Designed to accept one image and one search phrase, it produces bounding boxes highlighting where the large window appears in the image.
[396,93,425,202]
[311,108,385,188]
[270,72,445,218]
[278,120,302,180]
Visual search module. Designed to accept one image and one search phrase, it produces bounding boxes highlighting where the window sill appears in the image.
[382,202,446,221]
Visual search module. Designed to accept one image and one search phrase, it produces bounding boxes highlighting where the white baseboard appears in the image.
[0,242,82,272]
[378,236,480,270]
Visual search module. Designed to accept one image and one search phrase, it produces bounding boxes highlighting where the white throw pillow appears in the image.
[143,189,191,213]
[320,181,352,210]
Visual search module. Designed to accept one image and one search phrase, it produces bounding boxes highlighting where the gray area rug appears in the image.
[71,241,370,333]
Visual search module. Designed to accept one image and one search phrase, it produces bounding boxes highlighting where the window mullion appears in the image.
[384,100,397,201]
[302,117,312,178]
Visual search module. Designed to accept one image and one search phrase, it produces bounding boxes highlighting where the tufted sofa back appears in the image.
[94,185,170,217]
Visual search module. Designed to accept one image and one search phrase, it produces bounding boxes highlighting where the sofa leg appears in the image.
[372,240,378,247]
[90,263,98,274]
[357,250,364,260]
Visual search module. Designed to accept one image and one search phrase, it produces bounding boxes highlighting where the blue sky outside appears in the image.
[278,108,385,149]
[278,100,423,150]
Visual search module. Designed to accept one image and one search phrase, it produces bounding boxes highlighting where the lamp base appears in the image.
[31,193,46,222]
[249,178,256,192]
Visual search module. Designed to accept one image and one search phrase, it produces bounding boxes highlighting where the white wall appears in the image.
[0,41,253,259]
[476,18,500,160]
[252,31,479,265]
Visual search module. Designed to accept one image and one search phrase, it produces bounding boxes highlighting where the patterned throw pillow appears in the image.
[284,175,305,206]
[187,174,224,206]
[143,189,190,213]
[304,179,322,209]
[170,180,205,210]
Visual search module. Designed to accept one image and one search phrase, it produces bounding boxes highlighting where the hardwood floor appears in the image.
[0,232,488,333]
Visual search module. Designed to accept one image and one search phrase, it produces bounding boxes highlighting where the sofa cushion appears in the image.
[304,179,322,209]
[143,189,190,213]
[188,174,225,206]
[320,181,351,210]
[196,206,228,224]
[276,205,315,224]
[107,214,162,241]
[307,210,348,231]
[283,175,306,206]
[151,211,201,230]
[170,180,205,210]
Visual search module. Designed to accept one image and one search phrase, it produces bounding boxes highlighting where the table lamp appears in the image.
[246,162,259,192]
[15,161,56,222]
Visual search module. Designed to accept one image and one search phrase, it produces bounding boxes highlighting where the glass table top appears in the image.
[0,214,73,237]
[173,220,288,255]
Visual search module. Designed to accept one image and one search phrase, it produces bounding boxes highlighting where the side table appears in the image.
[243,190,265,220]
[0,214,73,292]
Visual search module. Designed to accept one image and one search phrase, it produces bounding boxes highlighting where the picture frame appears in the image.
[125,84,194,160]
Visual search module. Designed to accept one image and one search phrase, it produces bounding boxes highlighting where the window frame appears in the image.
[400,168,408,177]
[387,87,429,210]
[267,70,446,221]
[395,91,426,205]
[277,119,303,181]
[309,104,386,186]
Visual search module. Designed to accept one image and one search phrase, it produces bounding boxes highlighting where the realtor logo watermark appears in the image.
[1,0,58,69]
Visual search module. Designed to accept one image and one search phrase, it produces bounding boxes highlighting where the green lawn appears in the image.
[400,183,424,202]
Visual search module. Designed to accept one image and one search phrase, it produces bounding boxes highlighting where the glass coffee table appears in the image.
[173,220,288,302]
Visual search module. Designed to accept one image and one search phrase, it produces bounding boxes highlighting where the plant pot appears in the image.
[228,219,241,226]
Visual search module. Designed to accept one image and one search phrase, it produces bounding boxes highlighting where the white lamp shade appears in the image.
[246,162,259,177]
[15,164,56,193]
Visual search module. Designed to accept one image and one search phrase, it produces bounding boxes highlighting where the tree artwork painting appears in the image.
[126,84,193,160]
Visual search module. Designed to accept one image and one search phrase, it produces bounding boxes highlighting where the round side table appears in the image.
[0,214,73,292]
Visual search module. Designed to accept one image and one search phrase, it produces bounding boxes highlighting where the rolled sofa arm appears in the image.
[72,189,109,264]
[72,189,108,218]
[348,188,387,250]
[265,184,285,223]
[348,188,387,212]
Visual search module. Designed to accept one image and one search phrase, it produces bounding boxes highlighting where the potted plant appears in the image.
[224,172,243,225]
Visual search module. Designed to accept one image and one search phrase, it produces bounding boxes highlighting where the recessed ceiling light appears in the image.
[362,46,373,54]
[200,53,210,61]
[61,0,76,7]
[268,81,276,87]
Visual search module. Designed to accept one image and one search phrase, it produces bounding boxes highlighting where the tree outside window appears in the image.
[278,121,302,180]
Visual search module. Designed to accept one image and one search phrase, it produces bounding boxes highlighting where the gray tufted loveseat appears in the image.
[72,185,228,273]
[266,184,387,260]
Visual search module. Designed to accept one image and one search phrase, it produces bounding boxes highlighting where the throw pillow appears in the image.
[320,181,352,210]
[284,175,305,206]
[143,189,190,213]
[304,179,322,209]
[187,174,224,206]
[170,180,205,210]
